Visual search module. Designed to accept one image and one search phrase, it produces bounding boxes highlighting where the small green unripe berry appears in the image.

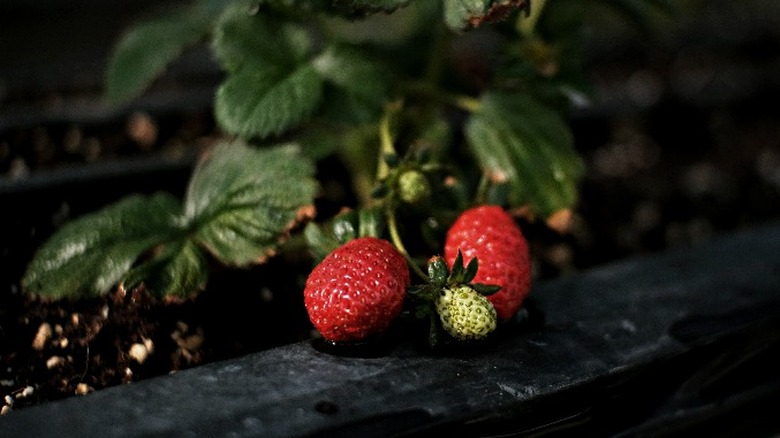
[397,170,431,204]
[435,285,497,340]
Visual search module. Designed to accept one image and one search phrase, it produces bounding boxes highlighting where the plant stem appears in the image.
[400,81,482,113]
[377,101,402,181]
[474,173,491,205]
[450,94,482,113]
[375,102,426,281]
[386,208,427,281]
[518,0,548,37]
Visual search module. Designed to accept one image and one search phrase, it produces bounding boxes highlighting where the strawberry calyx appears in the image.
[371,147,441,208]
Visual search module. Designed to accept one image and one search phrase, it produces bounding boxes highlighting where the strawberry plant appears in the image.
[21,1,673,345]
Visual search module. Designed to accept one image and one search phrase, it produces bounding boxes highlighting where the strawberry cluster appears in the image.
[303,205,532,347]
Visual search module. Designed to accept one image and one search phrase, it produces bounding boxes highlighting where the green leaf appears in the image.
[23,193,184,299]
[105,6,212,105]
[313,44,393,124]
[122,239,209,299]
[212,5,312,72]
[443,0,528,31]
[465,91,585,218]
[303,222,341,264]
[444,0,489,30]
[215,63,324,139]
[212,4,323,138]
[184,141,318,267]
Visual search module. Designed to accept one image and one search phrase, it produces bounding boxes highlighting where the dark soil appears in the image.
[2,0,780,415]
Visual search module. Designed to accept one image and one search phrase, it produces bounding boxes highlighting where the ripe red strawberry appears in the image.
[444,205,532,321]
[304,236,410,343]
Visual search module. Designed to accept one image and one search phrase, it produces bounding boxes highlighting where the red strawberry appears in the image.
[304,236,410,343]
[444,205,532,321]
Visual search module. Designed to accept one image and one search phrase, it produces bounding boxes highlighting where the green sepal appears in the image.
[358,207,384,238]
[371,183,389,199]
[462,256,479,284]
[407,285,436,303]
[472,283,502,296]
[448,249,466,283]
[303,207,385,263]
[427,256,449,286]
[383,153,399,168]
[331,211,359,244]
[303,222,341,264]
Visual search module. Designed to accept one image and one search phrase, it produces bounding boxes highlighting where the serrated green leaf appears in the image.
[23,193,184,299]
[465,91,585,218]
[212,5,312,72]
[313,45,393,124]
[184,141,318,267]
[443,0,527,31]
[122,239,209,299]
[444,0,489,30]
[212,4,322,138]
[215,63,324,139]
[105,6,212,105]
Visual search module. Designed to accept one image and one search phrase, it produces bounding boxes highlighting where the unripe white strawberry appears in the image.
[435,285,497,340]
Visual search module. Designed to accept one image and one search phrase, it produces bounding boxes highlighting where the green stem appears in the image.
[400,81,481,113]
[474,173,491,205]
[450,94,482,113]
[386,208,427,281]
[377,101,402,181]
[518,0,548,37]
